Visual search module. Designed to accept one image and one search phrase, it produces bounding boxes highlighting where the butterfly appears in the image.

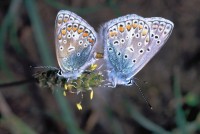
[55,10,97,79]
[55,10,174,87]
[101,14,174,87]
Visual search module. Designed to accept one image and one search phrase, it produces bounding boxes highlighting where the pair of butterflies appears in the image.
[55,10,174,88]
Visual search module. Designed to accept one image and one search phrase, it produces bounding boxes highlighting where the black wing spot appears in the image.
[124,55,128,59]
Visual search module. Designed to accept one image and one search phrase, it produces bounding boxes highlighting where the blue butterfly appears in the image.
[55,10,97,79]
[101,14,174,87]
[55,10,174,87]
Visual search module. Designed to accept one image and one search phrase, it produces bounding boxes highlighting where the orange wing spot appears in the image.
[73,25,78,32]
[67,26,72,31]
[133,23,138,28]
[118,26,124,32]
[63,18,68,23]
[126,25,132,31]
[73,27,78,32]
[142,29,148,36]
[88,38,95,43]
[61,28,66,35]
[78,28,84,34]
[109,32,115,37]
[139,25,143,29]
[83,31,89,37]
[58,33,62,40]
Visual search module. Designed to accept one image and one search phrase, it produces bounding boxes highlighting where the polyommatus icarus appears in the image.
[55,10,97,79]
[55,10,174,87]
[101,14,174,87]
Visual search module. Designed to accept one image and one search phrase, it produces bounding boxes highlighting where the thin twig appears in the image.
[0,78,35,89]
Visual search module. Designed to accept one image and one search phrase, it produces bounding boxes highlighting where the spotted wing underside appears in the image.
[103,14,174,80]
[55,10,97,73]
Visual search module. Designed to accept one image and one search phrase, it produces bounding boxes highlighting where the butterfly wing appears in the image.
[55,10,97,77]
[102,14,174,86]
[130,17,174,76]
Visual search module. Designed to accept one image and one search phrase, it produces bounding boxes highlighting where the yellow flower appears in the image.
[90,89,94,100]
[64,83,76,90]
[63,91,67,96]
[76,103,82,110]
[90,64,98,71]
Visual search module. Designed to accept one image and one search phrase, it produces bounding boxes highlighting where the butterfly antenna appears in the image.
[97,64,104,70]
[30,65,59,70]
[134,77,148,84]
[133,81,153,110]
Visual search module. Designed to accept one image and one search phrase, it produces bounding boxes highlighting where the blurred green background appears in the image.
[1,0,200,134]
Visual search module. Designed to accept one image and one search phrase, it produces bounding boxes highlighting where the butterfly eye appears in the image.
[77,53,80,56]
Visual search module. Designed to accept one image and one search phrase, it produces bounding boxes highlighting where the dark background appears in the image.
[0,0,200,134]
